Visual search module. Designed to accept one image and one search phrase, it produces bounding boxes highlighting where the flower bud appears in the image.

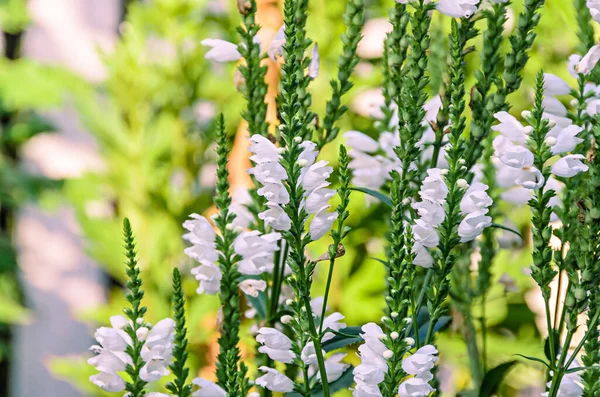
[404,337,415,347]
[575,288,587,301]
[297,159,308,167]
[277,147,287,154]
[390,331,400,340]
[383,350,394,359]
[286,299,294,306]
[281,315,293,324]
[457,179,469,188]
[523,126,534,135]
[403,317,413,325]
[545,137,557,146]
[225,223,234,230]
[294,136,302,143]
[521,110,532,119]
[390,311,399,318]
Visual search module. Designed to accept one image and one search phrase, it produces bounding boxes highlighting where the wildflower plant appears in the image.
[86,0,600,396]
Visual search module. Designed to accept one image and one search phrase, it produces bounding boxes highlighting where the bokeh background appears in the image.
[0,0,587,395]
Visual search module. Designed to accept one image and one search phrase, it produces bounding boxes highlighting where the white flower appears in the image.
[352,382,383,397]
[192,378,227,397]
[240,279,267,297]
[543,73,571,96]
[413,220,440,248]
[494,136,534,169]
[258,183,290,204]
[316,353,349,382]
[587,0,600,23]
[551,154,589,178]
[576,44,600,75]
[345,131,380,153]
[353,322,388,392]
[460,182,493,214]
[191,263,222,295]
[306,185,336,214]
[492,111,531,144]
[230,188,254,229]
[201,39,241,63]
[235,231,280,275]
[256,366,295,392]
[259,204,292,231]
[517,166,545,189]
[303,160,333,194]
[546,125,584,155]
[256,327,295,363]
[183,214,219,265]
[310,207,338,240]
[413,201,445,227]
[268,25,286,60]
[301,342,324,365]
[250,161,288,185]
[249,134,280,161]
[309,43,320,79]
[322,312,347,342]
[90,372,127,392]
[412,243,434,269]
[501,186,533,204]
[401,345,438,376]
[419,169,448,204]
[568,54,583,77]
[437,0,479,18]
[543,97,568,117]
[458,212,492,242]
[140,318,175,382]
[398,377,435,397]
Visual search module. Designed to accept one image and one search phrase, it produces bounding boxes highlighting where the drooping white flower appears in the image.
[235,231,280,275]
[258,204,292,231]
[192,378,227,397]
[543,97,568,117]
[413,201,445,227]
[551,154,589,178]
[413,219,440,248]
[256,327,295,364]
[543,73,571,96]
[249,134,280,161]
[419,169,448,204]
[458,212,492,242]
[577,44,600,75]
[310,208,339,240]
[303,160,334,194]
[322,312,347,342]
[301,342,324,365]
[546,124,584,155]
[492,111,531,144]
[460,182,493,214]
[90,371,127,392]
[182,214,219,265]
[398,377,435,397]
[309,43,320,79]
[436,0,479,18]
[345,131,380,153]
[256,366,295,392]
[191,263,222,295]
[353,322,388,393]
[268,25,286,60]
[306,185,336,214]
[493,136,534,169]
[516,167,545,189]
[587,0,600,23]
[401,345,438,376]
[314,353,349,382]
[230,188,254,229]
[412,243,434,269]
[240,279,267,297]
[201,39,241,63]
[140,318,175,382]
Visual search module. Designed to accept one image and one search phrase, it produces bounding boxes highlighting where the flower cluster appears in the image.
[89,316,175,392]
[182,213,280,296]
[352,323,390,397]
[248,134,338,240]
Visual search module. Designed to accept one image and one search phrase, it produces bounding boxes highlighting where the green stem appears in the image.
[303,296,330,397]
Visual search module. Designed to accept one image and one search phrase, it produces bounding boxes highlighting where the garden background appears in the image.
[0,0,585,395]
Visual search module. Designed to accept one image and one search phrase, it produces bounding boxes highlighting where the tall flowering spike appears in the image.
[236,0,269,138]
[166,268,193,397]
[212,114,249,397]
[122,218,148,397]
[318,0,365,148]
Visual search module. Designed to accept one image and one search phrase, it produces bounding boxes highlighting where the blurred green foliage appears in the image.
[0,0,594,395]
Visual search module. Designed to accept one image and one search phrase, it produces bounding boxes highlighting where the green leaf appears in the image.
[513,354,551,369]
[246,290,267,319]
[565,366,600,374]
[415,315,451,341]
[349,187,392,207]
[490,223,523,240]
[322,326,362,352]
[478,360,518,397]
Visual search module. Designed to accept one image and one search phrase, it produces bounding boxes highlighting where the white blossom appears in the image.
[316,353,349,382]
[546,124,584,155]
[301,342,324,365]
[309,43,320,79]
[543,73,571,96]
[458,212,492,242]
[191,263,222,295]
[413,220,440,248]
[256,366,295,392]
[256,327,295,364]
[419,169,449,204]
[235,231,280,275]
[494,136,534,169]
[398,377,435,397]
[460,182,493,215]
[258,204,292,231]
[413,201,445,227]
[268,25,286,60]
[401,345,438,376]
[576,44,600,75]
[201,39,241,63]
[345,131,380,153]
[551,154,589,178]
[182,214,219,265]
[230,188,254,229]
[587,0,600,23]
[310,208,339,240]
[90,372,127,392]
[492,111,531,144]
[353,322,388,395]
[322,312,347,342]
[240,279,267,297]
[412,243,434,269]
[437,0,479,18]
[192,378,227,397]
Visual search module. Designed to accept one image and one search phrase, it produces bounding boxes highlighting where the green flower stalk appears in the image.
[574,0,595,59]
[122,218,148,397]
[166,268,193,397]
[317,0,365,149]
[237,0,269,139]
[213,114,250,397]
